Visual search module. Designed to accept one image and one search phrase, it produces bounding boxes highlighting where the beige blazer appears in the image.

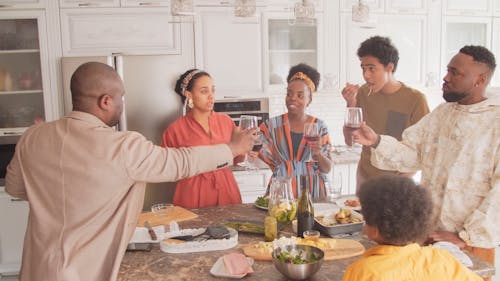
[6,111,233,281]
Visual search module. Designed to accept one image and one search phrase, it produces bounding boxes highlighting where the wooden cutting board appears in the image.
[241,239,365,261]
[136,207,198,227]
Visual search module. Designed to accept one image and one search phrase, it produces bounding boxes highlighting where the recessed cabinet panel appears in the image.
[0,0,45,8]
[340,14,426,87]
[496,0,500,15]
[194,9,262,97]
[60,8,180,56]
[441,17,491,79]
[443,0,492,15]
[59,0,119,8]
[385,0,427,13]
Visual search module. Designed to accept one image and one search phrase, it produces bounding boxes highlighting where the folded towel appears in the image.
[223,253,254,275]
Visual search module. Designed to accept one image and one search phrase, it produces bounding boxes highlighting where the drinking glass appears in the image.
[303,123,320,162]
[327,169,343,202]
[344,107,363,149]
[239,115,259,169]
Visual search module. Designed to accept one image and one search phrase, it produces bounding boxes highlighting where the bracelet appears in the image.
[371,135,381,148]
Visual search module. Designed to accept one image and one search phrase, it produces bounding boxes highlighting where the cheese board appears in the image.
[241,238,365,261]
[136,206,198,227]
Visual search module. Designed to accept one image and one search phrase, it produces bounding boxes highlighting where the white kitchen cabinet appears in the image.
[339,13,428,88]
[262,11,324,93]
[0,0,46,8]
[441,16,491,79]
[59,7,181,56]
[194,7,263,98]
[443,0,493,16]
[0,10,59,135]
[233,169,272,203]
[0,189,29,276]
[496,0,500,15]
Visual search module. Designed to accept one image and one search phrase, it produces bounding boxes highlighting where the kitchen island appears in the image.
[118,204,495,281]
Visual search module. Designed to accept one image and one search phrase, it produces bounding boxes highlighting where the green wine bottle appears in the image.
[297,175,315,238]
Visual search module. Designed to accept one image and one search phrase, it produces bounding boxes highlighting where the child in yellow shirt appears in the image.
[342,175,482,281]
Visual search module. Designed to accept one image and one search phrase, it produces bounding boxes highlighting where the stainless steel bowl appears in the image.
[272,244,324,280]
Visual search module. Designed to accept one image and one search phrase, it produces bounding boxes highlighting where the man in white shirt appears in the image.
[352,45,499,268]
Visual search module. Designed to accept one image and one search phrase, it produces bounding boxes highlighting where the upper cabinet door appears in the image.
[495,0,500,15]
[0,10,56,135]
[59,0,119,8]
[194,7,263,98]
[263,11,323,93]
[60,8,181,56]
[385,0,427,14]
[441,16,492,79]
[0,0,46,8]
[340,13,427,88]
[443,0,493,16]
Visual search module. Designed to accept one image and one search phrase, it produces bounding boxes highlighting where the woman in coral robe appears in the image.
[162,69,242,208]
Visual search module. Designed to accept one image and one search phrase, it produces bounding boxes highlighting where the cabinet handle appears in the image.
[220,1,230,5]
[0,5,13,8]
[11,198,24,202]
[78,2,99,7]
[139,2,159,6]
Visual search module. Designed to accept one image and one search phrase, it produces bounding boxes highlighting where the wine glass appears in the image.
[344,107,363,150]
[239,115,259,169]
[303,123,320,162]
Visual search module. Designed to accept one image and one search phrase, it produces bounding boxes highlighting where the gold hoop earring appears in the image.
[188,98,194,109]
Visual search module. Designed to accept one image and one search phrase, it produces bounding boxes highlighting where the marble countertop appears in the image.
[118,204,495,281]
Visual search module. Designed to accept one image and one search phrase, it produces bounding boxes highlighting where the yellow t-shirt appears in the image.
[342,244,482,281]
[356,83,429,180]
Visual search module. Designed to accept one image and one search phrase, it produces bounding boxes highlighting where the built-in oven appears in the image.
[214,97,270,126]
[0,135,19,187]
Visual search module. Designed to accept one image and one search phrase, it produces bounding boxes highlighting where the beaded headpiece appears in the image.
[181,69,203,96]
[289,72,316,92]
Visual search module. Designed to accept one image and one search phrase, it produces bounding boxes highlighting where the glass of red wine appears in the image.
[344,107,363,150]
[303,123,320,162]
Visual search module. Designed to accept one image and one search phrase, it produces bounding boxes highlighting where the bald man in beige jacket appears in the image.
[5,62,255,281]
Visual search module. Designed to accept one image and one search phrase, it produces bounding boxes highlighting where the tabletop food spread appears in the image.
[119,203,495,281]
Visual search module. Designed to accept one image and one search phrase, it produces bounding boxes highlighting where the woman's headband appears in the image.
[181,69,203,96]
[289,72,316,92]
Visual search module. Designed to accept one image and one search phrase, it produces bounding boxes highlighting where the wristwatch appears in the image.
[458,229,471,246]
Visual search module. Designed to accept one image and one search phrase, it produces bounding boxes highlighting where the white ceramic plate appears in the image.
[253,202,268,211]
[335,196,361,211]
[210,256,254,279]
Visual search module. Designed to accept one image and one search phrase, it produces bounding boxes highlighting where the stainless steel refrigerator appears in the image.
[61,54,188,209]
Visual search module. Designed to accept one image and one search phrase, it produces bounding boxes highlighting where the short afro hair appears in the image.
[357,36,399,72]
[459,45,496,72]
[359,175,434,246]
[287,63,320,91]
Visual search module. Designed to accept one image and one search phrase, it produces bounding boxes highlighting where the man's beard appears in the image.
[443,91,467,102]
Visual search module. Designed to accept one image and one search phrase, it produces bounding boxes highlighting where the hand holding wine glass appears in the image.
[238,115,259,169]
[303,123,320,162]
[344,107,363,148]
